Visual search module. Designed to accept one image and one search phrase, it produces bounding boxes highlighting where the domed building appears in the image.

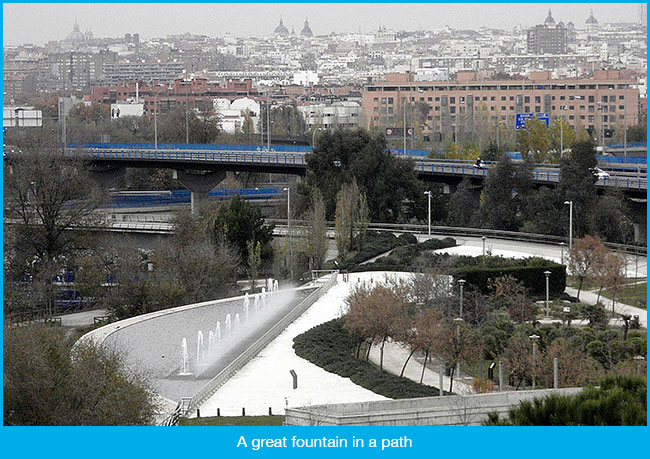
[544,9,555,24]
[586,8,599,25]
[300,18,313,37]
[65,20,85,43]
[274,18,289,36]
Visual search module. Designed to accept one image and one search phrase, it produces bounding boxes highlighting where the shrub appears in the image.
[293,318,442,398]
[455,261,566,296]
[484,374,647,425]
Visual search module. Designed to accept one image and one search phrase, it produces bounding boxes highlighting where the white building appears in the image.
[292,70,319,86]
[298,101,361,129]
[213,97,260,134]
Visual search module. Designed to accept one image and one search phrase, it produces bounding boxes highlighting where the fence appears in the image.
[160,272,338,425]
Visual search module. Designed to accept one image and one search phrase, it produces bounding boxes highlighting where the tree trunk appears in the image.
[576,277,583,301]
[401,349,416,378]
[365,340,372,361]
[380,337,385,371]
[420,350,429,384]
[596,286,603,304]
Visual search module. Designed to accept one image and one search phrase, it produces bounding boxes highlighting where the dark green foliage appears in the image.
[448,179,479,227]
[398,233,418,245]
[558,140,598,238]
[293,318,442,398]
[209,196,274,262]
[454,257,566,296]
[588,191,634,244]
[338,231,408,270]
[303,129,424,222]
[521,186,567,236]
[484,375,647,426]
[3,325,157,425]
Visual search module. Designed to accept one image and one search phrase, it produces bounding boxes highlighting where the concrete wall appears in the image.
[285,388,583,426]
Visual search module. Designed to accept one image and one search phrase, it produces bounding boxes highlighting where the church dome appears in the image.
[544,9,555,24]
[586,9,598,24]
[300,18,313,37]
[274,18,289,36]
[66,21,85,42]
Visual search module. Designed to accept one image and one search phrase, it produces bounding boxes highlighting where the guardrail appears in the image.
[163,272,338,424]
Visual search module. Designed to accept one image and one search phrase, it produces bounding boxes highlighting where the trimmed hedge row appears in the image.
[338,232,414,270]
[455,263,566,296]
[293,318,441,398]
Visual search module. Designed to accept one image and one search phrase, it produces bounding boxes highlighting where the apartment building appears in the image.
[361,70,640,136]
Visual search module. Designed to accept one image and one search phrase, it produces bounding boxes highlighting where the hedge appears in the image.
[338,231,410,270]
[455,263,566,296]
[293,318,442,398]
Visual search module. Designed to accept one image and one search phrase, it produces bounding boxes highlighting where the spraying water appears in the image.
[225,314,232,334]
[208,330,215,354]
[179,338,192,376]
[234,313,240,329]
[196,330,206,366]
[216,321,221,342]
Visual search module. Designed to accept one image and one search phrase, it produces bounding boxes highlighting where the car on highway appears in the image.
[591,167,611,179]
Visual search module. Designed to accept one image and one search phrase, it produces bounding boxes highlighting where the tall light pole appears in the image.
[154,88,162,150]
[560,105,567,158]
[544,270,552,318]
[424,190,432,236]
[312,127,324,149]
[185,82,190,144]
[529,334,540,390]
[564,200,573,258]
[623,87,628,159]
[402,97,407,155]
[458,279,466,319]
[267,92,271,152]
[454,317,464,383]
[283,187,292,278]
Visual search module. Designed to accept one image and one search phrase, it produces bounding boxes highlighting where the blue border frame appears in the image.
[1,2,648,458]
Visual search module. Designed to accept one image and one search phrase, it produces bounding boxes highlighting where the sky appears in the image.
[2,2,644,46]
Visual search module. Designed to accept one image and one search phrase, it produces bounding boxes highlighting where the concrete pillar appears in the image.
[633,222,647,244]
[553,357,559,389]
[498,361,503,392]
[174,169,225,213]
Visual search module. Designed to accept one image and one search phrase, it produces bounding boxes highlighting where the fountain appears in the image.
[244,301,249,322]
[274,279,279,293]
[261,287,267,307]
[254,294,260,313]
[216,321,221,342]
[225,313,232,333]
[178,338,192,376]
[196,330,206,366]
[235,313,240,328]
[208,330,215,354]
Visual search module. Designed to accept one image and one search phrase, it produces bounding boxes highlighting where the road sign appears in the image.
[516,113,550,130]
[385,127,413,138]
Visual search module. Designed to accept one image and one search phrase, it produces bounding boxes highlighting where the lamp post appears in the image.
[153,88,162,150]
[312,127,324,149]
[544,270,552,318]
[559,104,567,157]
[482,236,487,257]
[559,242,566,265]
[267,92,271,152]
[423,190,432,236]
[403,97,407,155]
[529,334,540,390]
[564,200,573,258]
[283,187,292,278]
[454,317,464,382]
[458,279,466,319]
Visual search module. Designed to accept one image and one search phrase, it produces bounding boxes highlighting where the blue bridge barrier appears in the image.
[109,187,280,208]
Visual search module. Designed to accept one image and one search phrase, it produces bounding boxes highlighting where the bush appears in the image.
[339,232,407,270]
[484,374,647,425]
[455,259,566,296]
[293,318,442,398]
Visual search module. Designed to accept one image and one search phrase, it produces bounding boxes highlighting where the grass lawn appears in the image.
[178,415,285,426]
[600,282,647,309]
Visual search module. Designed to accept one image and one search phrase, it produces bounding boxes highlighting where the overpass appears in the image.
[9,142,646,211]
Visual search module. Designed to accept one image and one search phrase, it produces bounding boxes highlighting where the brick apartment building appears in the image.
[361,70,641,138]
[86,78,259,117]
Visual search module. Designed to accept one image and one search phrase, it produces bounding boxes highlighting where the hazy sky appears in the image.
[3,2,644,46]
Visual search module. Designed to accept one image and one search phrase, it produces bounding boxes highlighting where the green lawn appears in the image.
[178,415,285,426]
[600,282,647,309]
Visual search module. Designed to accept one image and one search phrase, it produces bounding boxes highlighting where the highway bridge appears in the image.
[6,142,646,210]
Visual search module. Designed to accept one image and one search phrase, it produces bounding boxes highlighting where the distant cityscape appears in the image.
[3,7,647,139]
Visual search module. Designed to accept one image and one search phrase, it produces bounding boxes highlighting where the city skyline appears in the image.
[3,2,644,46]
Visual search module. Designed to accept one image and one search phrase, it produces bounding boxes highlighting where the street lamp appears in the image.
[544,270,552,318]
[529,334,540,390]
[423,190,432,236]
[402,97,407,155]
[454,317,464,381]
[481,236,487,257]
[153,88,163,150]
[283,187,292,278]
[312,127,324,149]
[564,201,573,258]
[597,102,605,150]
[458,279,466,319]
[559,104,568,157]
